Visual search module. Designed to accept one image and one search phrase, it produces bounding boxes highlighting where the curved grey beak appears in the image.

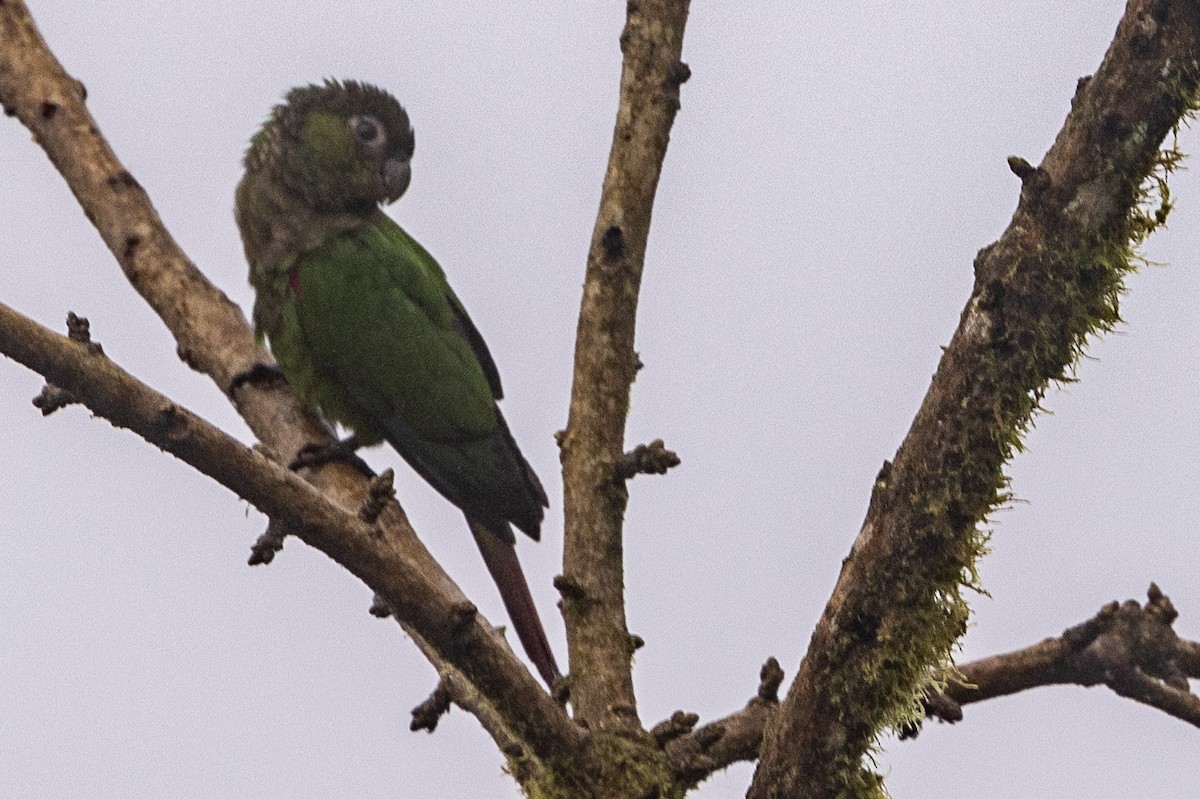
[382,158,411,203]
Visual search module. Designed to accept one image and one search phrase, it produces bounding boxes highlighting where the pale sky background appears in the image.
[2,2,1198,797]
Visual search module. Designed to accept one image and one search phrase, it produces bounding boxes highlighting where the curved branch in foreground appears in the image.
[748,3,1200,795]
[923,584,1200,730]
[559,0,692,734]
[0,306,586,771]
[0,0,581,776]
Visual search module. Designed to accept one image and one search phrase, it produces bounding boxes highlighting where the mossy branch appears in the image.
[660,588,1200,787]
[749,3,1200,797]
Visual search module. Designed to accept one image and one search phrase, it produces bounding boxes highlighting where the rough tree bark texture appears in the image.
[750,3,1200,797]
[0,0,584,774]
[559,0,692,736]
[0,0,697,795]
[3,0,1199,797]
[928,585,1200,728]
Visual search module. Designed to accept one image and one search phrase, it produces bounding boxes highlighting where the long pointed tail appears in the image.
[467,517,561,688]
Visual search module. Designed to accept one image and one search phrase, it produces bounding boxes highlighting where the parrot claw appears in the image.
[290,435,373,476]
[227,362,286,398]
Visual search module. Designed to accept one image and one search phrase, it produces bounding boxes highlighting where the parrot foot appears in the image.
[289,435,373,477]
[227,362,286,397]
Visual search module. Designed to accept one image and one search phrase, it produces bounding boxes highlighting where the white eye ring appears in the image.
[350,115,385,149]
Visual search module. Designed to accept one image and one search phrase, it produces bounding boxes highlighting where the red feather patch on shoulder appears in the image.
[288,266,303,298]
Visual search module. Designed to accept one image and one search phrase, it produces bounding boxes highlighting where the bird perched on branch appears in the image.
[235,80,559,687]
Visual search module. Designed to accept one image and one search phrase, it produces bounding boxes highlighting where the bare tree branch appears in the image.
[0,1,262,396]
[0,302,587,768]
[559,0,692,734]
[7,0,1199,796]
[2,0,705,790]
[924,584,1200,730]
[0,0,583,767]
[404,634,524,762]
[1181,639,1200,676]
[661,586,1200,787]
[664,658,784,785]
[749,3,1200,796]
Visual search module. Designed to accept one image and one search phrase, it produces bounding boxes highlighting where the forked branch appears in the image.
[0,0,581,772]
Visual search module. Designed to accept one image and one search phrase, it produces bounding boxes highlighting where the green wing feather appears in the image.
[265,211,546,538]
[240,81,558,686]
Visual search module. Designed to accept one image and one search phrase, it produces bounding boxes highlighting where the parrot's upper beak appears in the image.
[382,158,411,204]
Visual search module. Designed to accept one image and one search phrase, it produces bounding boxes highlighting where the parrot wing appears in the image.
[285,214,546,537]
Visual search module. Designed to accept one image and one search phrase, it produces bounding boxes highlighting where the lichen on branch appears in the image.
[749,3,1200,797]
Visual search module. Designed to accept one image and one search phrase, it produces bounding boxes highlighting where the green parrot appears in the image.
[235,80,559,687]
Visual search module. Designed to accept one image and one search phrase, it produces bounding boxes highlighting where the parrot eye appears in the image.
[349,115,386,150]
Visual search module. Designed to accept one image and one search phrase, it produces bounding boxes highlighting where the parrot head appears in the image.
[247,79,415,213]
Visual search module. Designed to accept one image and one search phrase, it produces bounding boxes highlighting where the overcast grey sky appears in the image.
[2,2,1198,796]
